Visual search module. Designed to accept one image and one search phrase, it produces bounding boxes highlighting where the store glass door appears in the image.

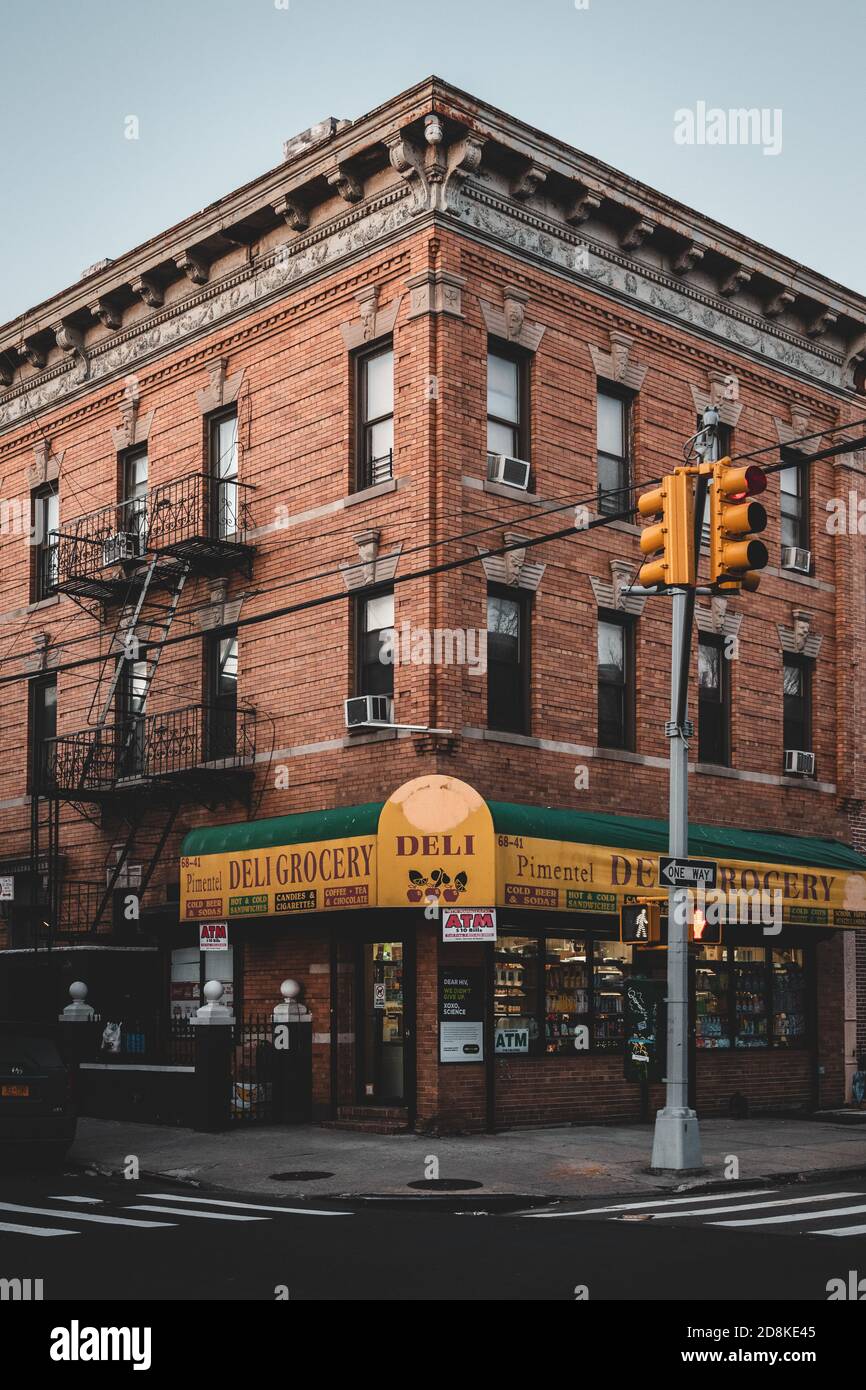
[360,941,405,1103]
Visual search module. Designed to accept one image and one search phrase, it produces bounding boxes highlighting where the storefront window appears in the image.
[694,944,731,1049]
[733,947,769,1048]
[170,945,233,1021]
[771,948,807,1047]
[544,937,589,1055]
[494,936,540,1053]
[593,941,632,1051]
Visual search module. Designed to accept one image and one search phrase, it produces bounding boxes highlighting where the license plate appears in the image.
[1,1084,29,1097]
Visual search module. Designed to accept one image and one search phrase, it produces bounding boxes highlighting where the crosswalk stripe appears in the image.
[651,1192,862,1221]
[812,1222,866,1237]
[712,1202,866,1229]
[0,1202,175,1229]
[0,1220,79,1238]
[139,1193,352,1216]
[522,1189,776,1218]
[47,1195,103,1205]
[127,1204,268,1222]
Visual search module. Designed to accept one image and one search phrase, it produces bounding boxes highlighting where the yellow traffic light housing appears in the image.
[708,459,769,592]
[620,899,662,944]
[637,469,695,588]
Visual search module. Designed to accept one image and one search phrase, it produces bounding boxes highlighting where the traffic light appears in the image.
[620,899,662,944]
[688,903,722,945]
[637,469,695,588]
[708,458,769,592]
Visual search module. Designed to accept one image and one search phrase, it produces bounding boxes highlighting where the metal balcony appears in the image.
[41,703,257,805]
[49,472,256,601]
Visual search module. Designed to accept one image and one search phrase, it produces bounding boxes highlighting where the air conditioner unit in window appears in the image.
[784,749,816,777]
[101,532,140,568]
[487,453,531,491]
[344,695,394,730]
[781,546,812,574]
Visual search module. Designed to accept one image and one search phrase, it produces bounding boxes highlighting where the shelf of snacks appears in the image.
[695,962,731,1050]
[544,938,590,1055]
[771,948,807,1047]
[733,954,769,1048]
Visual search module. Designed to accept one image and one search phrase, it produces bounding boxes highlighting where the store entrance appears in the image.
[634,945,697,1109]
[359,941,406,1104]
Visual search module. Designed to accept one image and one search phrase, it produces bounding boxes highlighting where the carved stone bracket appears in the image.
[0,355,13,387]
[806,307,838,340]
[27,440,64,490]
[689,372,744,429]
[271,192,310,232]
[478,532,546,590]
[765,288,797,320]
[695,596,743,639]
[196,357,244,415]
[565,181,603,225]
[385,131,429,215]
[720,265,753,298]
[589,329,648,392]
[440,133,485,214]
[89,297,123,331]
[620,216,655,251]
[479,286,545,351]
[327,160,363,204]
[777,607,822,658]
[174,249,210,286]
[339,287,402,350]
[21,631,58,675]
[511,160,547,201]
[406,269,466,319]
[112,377,154,451]
[340,532,402,590]
[590,559,646,616]
[20,338,46,369]
[130,274,164,309]
[672,241,705,276]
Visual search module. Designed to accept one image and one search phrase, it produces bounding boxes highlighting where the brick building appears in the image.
[1,76,866,1132]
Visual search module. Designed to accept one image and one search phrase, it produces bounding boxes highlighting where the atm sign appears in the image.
[199,921,229,951]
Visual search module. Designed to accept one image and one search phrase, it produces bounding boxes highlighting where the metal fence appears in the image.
[229,1015,279,1124]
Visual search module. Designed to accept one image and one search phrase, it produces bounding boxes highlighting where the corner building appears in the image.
[1,78,866,1132]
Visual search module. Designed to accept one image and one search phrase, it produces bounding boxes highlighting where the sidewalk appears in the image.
[70,1114,866,1201]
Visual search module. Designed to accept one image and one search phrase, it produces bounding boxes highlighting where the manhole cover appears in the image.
[269,1170,334,1181]
[406,1178,483,1191]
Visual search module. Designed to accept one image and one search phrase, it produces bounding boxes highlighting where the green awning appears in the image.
[181,799,866,873]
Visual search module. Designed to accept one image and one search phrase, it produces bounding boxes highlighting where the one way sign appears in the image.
[658,856,717,889]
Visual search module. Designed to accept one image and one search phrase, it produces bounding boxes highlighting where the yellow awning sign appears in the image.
[179,778,866,928]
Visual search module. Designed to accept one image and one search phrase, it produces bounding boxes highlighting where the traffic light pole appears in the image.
[650,470,709,1172]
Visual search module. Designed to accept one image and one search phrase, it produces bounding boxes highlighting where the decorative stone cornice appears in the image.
[672,241,705,276]
[27,439,63,490]
[130,274,164,309]
[196,357,244,415]
[340,531,402,589]
[589,329,648,392]
[112,377,154,451]
[271,192,310,232]
[620,216,655,252]
[20,338,46,369]
[689,371,744,429]
[339,286,403,350]
[89,297,123,331]
[590,559,646,616]
[807,308,838,340]
[479,286,545,351]
[695,596,743,638]
[405,269,465,319]
[720,265,753,298]
[565,181,603,226]
[765,287,797,320]
[478,532,546,590]
[777,607,822,658]
[511,160,548,201]
[327,160,363,204]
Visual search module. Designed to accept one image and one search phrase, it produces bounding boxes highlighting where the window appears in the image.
[207,631,238,759]
[698,418,731,545]
[170,945,234,1021]
[356,344,394,490]
[121,446,148,553]
[32,484,59,601]
[545,937,590,1054]
[494,936,540,1053]
[694,945,731,1050]
[593,941,631,1052]
[780,454,808,554]
[597,615,633,750]
[698,636,729,766]
[732,947,769,1048]
[694,944,810,1050]
[356,590,394,698]
[487,346,528,461]
[783,655,811,753]
[487,587,529,734]
[29,675,57,790]
[209,409,238,539]
[116,652,149,777]
[771,948,807,1047]
[597,387,631,515]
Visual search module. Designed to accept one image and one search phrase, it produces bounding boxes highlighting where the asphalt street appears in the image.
[1,1166,865,1303]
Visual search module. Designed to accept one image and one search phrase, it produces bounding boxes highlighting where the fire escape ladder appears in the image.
[112,560,191,779]
[91,803,181,934]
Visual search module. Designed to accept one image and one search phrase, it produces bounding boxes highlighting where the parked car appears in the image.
[0,1030,77,1161]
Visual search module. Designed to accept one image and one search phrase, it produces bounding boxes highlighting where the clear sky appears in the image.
[0,0,862,325]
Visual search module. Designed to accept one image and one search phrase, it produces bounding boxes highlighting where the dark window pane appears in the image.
[359,591,394,697]
[597,618,630,749]
[487,592,526,732]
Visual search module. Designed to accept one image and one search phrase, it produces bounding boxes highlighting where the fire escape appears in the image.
[30,472,258,946]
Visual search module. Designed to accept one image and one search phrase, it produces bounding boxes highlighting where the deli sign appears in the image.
[442,908,497,942]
